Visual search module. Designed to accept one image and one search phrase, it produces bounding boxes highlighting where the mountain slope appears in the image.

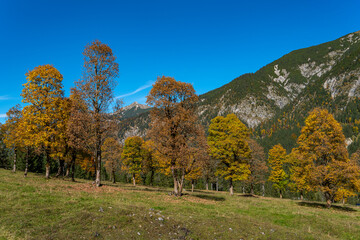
[119,31,360,153]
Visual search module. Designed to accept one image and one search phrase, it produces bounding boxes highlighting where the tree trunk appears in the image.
[45,148,51,179]
[205,182,209,191]
[24,147,29,177]
[325,192,332,208]
[71,151,76,182]
[95,148,101,187]
[150,170,154,186]
[242,186,245,194]
[65,165,70,178]
[250,183,254,195]
[12,147,16,173]
[45,163,50,179]
[216,177,219,191]
[191,180,194,192]
[173,177,179,196]
[229,179,234,196]
[132,174,136,186]
[279,189,283,199]
[112,170,116,184]
[261,183,265,197]
[300,191,304,200]
[56,158,65,178]
[178,174,185,195]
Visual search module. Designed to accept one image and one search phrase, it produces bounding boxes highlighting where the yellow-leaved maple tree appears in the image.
[290,108,360,207]
[121,136,144,186]
[268,144,288,199]
[208,114,251,196]
[21,64,64,178]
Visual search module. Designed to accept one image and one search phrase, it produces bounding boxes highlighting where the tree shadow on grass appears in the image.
[238,194,259,198]
[297,201,357,212]
[193,194,226,202]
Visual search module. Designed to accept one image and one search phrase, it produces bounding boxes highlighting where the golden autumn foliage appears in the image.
[208,114,251,195]
[142,140,159,186]
[290,108,360,207]
[102,137,122,183]
[121,136,144,186]
[147,76,208,196]
[268,144,288,198]
[21,64,64,178]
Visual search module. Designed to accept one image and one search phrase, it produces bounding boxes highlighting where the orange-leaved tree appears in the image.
[208,114,251,196]
[247,139,268,195]
[121,136,144,186]
[102,137,122,183]
[268,144,288,199]
[290,108,360,207]
[147,76,208,196]
[75,40,119,187]
[21,64,64,178]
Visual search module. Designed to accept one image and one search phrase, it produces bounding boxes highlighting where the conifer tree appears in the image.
[208,114,251,196]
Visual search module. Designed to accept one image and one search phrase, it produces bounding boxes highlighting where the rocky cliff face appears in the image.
[197,31,360,129]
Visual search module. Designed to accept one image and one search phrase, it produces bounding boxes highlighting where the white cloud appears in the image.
[0,95,11,100]
[116,81,154,99]
[0,114,7,118]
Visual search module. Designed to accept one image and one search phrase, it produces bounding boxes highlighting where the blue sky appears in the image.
[0,0,359,122]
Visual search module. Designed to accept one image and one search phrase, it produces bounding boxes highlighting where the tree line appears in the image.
[1,40,360,208]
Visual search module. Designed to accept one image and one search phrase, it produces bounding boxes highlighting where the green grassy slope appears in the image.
[1,169,359,240]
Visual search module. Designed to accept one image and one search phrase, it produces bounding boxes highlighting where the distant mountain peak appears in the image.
[123,102,151,111]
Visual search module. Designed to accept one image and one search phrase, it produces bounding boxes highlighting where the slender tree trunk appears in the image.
[24,147,29,177]
[205,181,209,191]
[71,151,76,182]
[242,186,245,194]
[45,148,51,179]
[229,179,234,196]
[216,177,219,191]
[191,180,194,192]
[95,148,101,187]
[178,174,185,196]
[250,183,254,195]
[262,183,265,197]
[112,170,116,183]
[65,165,70,178]
[56,158,65,177]
[300,191,304,200]
[132,174,136,186]
[279,189,283,199]
[342,197,345,205]
[12,147,16,173]
[150,170,154,186]
[325,192,332,208]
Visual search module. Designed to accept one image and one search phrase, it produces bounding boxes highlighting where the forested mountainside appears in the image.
[119,31,360,154]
